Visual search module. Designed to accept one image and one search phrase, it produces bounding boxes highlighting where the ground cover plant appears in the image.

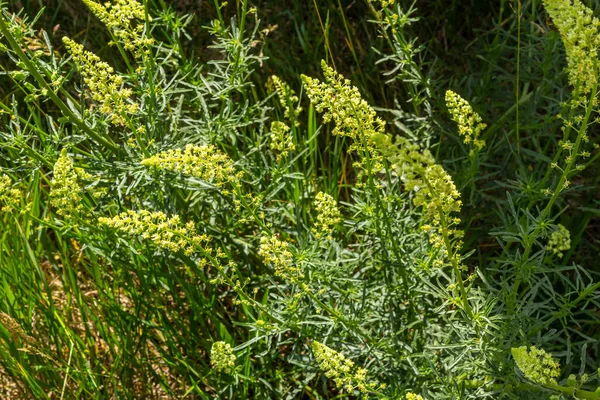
[1,0,600,398]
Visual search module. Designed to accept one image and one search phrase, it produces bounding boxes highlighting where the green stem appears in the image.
[439,211,475,322]
[212,0,225,26]
[419,174,475,324]
[530,104,577,208]
[345,95,411,293]
[233,186,273,235]
[546,383,600,399]
[237,0,249,40]
[515,0,521,154]
[508,81,598,312]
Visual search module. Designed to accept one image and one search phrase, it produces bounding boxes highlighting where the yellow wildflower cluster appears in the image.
[50,149,83,220]
[546,224,571,258]
[301,61,385,173]
[258,234,302,284]
[98,209,209,256]
[406,393,423,400]
[312,341,379,395]
[313,192,341,239]
[304,63,463,262]
[374,134,463,259]
[543,0,600,100]
[141,145,242,192]
[445,90,486,152]
[62,37,136,125]
[210,341,236,374]
[82,0,152,56]
[511,346,561,386]
[269,75,302,123]
[270,121,295,162]
[0,174,21,213]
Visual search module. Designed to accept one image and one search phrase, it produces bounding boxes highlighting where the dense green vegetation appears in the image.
[1,0,600,398]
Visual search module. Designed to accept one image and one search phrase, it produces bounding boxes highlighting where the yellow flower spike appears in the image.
[50,149,83,220]
[301,60,385,173]
[82,0,152,57]
[312,341,378,395]
[374,134,461,220]
[0,174,21,213]
[98,209,208,255]
[512,346,561,386]
[0,312,37,353]
[62,37,136,125]
[369,0,397,10]
[445,90,486,151]
[210,341,236,374]
[269,121,295,162]
[313,192,341,239]
[269,75,302,124]
[141,144,242,190]
[546,224,571,258]
[543,0,600,101]
[258,234,302,284]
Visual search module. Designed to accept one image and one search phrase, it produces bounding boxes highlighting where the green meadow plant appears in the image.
[0,0,600,399]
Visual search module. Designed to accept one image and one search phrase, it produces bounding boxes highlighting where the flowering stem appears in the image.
[463,149,481,191]
[237,0,249,39]
[190,241,286,326]
[0,11,118,152]
[212,0,225,27]
[438,211,474,322]
[233,186,273,236]
[363,145,410,291]
[533,105,577,203]
[348,104,411,296]
[539,92,596,223]
[509,80,598,313]
[419,173,475,324]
